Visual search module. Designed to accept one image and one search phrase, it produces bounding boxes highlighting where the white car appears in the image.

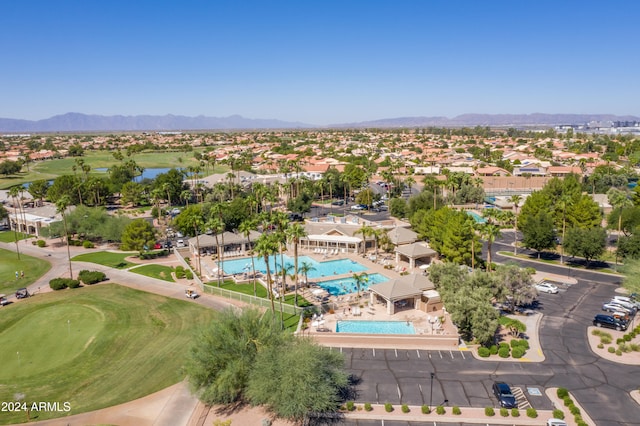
[176,239,185,248]
[612,295,640,309]
[535,282,559,294]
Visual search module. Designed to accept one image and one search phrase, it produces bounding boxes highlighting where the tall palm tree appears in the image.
[254,233,279,315]
[56,195,73,279]
[206,215,225,287]
[508,194,522,255]
[355,224,374,255]
[607,188,633,266]
[480,223,502,272]
[8,186,21,260]
[298,260,316,289]
[352,272,369,301]
[238,218,258,296]
[286,222,307,306]
[556,194,573,264]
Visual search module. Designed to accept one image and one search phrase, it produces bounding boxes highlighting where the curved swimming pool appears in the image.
[221,255,367,278]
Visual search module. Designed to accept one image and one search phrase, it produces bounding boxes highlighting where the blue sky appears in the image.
[2,1,639,125]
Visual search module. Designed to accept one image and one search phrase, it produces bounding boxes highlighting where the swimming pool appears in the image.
[318,273,389,296]
[336,320,415,335]
[221,255,367,278]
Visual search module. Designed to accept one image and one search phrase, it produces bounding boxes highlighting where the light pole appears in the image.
[429,372,435,409]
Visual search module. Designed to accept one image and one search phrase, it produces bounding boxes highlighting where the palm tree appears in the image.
[355,224,374,255]
[206,215,225,287]
[298,260,316,289]
[238,218,258,296]
[8,186,21,260]
[352,272,369,301]
[556,194,573,264]
[508,194,522,255]
[608,188,633,266]
[286,223,307,306]
[180,190,192,207]
[254,233,279,314]
[56,195,73,279]
[480,223,502,272]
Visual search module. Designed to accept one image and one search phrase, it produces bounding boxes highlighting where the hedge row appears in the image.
[78,270,107,285]
[49,278,81,290]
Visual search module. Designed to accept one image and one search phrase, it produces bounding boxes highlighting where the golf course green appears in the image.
[0,284,217,424]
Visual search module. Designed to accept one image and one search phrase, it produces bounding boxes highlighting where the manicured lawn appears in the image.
[71,251,138,269]
[0,284,217,424]
[130,264,175,282]
[0,231,31,243]
[0,247,51,294]
[218,280,312,307]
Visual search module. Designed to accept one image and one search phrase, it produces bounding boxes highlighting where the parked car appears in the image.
[608,298,638,314]
[153,242,162,249]
[593,314,628,331]
[0,294,8,306]
[535,282,559,294]
[331,200,344,206]
[350,204,364,211]
[492,382,517,408]
[602,302,633,315]
[15,288,29,299]
[612,295,640,309]
[176,239,185,248]
[547,419,568,426]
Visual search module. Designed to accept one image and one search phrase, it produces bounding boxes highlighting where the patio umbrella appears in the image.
[312,289,325,296]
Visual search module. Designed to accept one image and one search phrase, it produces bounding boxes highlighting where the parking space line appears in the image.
[395,348,398,358]
[449,350,454,359]
[416,349,421,358]
[439,350,443,359]
[372,348,376,357]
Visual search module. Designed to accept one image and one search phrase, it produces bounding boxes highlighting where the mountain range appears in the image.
[1,112,639,132]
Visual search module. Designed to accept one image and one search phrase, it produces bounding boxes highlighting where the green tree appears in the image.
[120,181,146,207]
[508,194,522,255]
[493,264,537,310]
[352,272,369,300]
[479,222,501,272]
[521,211,557,258]
[298,260,316,289]
[563,227,607,266]
[0,160,22,176]
[27,179,50,204]
[247,338,349,421]
[239,218,259,296]
[254,232,279,314]
[185,308,290,404]
[120,219,156,253]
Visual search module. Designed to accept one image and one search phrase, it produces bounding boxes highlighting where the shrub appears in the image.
[82,240,95,248]
[185,270,194,279]
[37,239,46,248]
[511,408,519,417]
[597,343,604,349]
[616,338,625,345]
[556,387,569,399]
[616,349,622,356]
[49,278,71,290]
[526,407,537,418]
[478,347,491,357]
[498,347,510,358]
[436,405,445,415]
[452,406,461,415]
[499,342,510,350]
[500,407,509,417]
[175,266,185,279]
[384,403,393,412]
[630,343,640,352]
[619,343,631,353]
[608,346,616,353]
[489,345,498,355]
[364,403,372,412]
[624,334,632,342]
[345,401,355,411]
[421,405,430,414]
[485,407,495,416]
[577,421,588,426]
[600,335,612,344]
[511,347,525,358]
[401,404,410,413]
[552,409,564,419]
[78,270,107,285]
[67,279,81,288]
[569,404,580,415]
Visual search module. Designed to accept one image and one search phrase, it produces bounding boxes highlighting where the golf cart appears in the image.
[15,288,29,299]
[185,289,199,299]
[0,294,8,306]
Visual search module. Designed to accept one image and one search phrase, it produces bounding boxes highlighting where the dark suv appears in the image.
[593,314,628,331]
[15,288,29,299]
[492,381,517,408]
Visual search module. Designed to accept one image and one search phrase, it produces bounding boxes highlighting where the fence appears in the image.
[201,283,307,315]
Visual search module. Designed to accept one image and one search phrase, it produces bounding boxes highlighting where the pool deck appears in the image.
[200,246,461,350]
